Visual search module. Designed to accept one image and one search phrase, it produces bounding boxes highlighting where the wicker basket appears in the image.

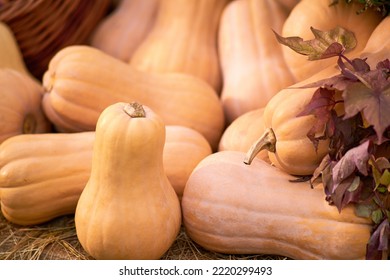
[0,0,112,79]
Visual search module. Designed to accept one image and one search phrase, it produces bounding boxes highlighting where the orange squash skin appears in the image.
[164,126,212,199]
[42,45,224,151]
[90,0,159,62]
[75,102,181,260]
[0,126,211,225]
[360,15,390,65]
[218,108,269,163]
[0,132,94,225]
[182,151,372,260]
[130,0,229,92]
[0,68,52,144]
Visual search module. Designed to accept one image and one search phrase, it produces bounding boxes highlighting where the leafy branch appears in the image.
[331,0,390,16]
[275,26,390,259]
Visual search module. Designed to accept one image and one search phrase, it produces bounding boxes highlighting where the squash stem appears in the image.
[123,102,146,118]
[244,128,276,165]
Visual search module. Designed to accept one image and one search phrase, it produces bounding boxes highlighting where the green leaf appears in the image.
[274,26,357,61]
[374,157,390,172]
[377,186,388,193]
[379,169,390,186]
[356,203,375,218]
[369,158,383,188]
[372,209,384,224]
[331,0,390,16]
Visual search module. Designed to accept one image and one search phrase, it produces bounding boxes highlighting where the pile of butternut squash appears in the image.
[0,0,389,260]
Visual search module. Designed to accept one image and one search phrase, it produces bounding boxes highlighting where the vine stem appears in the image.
[339,53,353,66]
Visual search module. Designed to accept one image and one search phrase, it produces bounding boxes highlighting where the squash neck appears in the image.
[157,0,229,34]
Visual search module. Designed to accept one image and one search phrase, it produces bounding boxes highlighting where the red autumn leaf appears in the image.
[343,81,390,144]
[293,57,369,92]
[351,58,371,73]
[366,218,389,260]
[376,58,390,71]
[332,140,372,193]
[338,56,371,82]
[297,87,337,149]
[331,174,362,212]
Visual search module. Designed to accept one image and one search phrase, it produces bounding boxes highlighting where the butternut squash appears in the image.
[218,108,269,163]
[130,0,229,92]
[182,151,372,260]
[243,66,338,175]
[0,22,31,77]
[0,126,211,225]
[42,45,224,151]
[219,0,295,124]
[281,0,382,81]
[164,126,212,198]
[0,68,52,144]
[0,132,94,224]
[75,102,181,260]
[90,0,159,62]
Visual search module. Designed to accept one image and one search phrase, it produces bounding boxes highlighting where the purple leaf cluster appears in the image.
[275,27,390,259]
[301,56,390,259]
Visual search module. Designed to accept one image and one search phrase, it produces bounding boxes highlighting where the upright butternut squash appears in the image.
[90,0,159,62]
[130,0,229,92]
[75,102,181,260]
[0,126,211,225]
[219,0,295,124]
[0,22,31,77]
[0,68,52,144]
[182,151,372,260]
[281,0,382,81]
[42,45,224,151]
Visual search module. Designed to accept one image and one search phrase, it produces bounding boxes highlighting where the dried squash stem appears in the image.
[123,102,146,118]
[244,128,276,165]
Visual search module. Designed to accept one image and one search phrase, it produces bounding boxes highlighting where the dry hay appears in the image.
[0,212,287,260]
